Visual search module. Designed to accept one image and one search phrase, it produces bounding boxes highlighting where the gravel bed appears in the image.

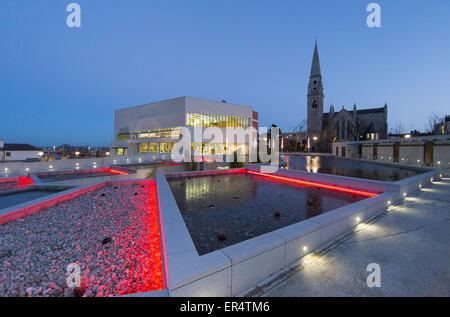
[0,183,163,297]
[0,181,27,193]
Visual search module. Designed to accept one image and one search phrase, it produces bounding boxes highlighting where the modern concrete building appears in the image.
[0,139,42,162]
[111,97,258,157]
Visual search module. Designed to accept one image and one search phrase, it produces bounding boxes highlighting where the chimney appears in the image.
[0,139,4,149]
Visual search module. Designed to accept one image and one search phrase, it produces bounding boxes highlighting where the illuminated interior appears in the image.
[186,113,250,128]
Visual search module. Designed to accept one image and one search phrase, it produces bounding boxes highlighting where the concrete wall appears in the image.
[1,150,41,162]
[399,143,424,166]
[0,153,167,178]
[377,144,394,162]
[434,141,450,169]
[332,142,360,158]
[334,139,450,169]
[362,144,373,159]
[114,97,186,136]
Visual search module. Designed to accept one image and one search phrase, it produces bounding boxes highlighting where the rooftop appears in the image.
[1,144,42,151]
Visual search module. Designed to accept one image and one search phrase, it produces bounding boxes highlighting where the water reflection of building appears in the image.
[111,97,258,157]
[304,156,320,173]
[170,174,256,209]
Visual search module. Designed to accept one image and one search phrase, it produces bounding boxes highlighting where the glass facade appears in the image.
[139,142,175,153]
[122,113,254,155]
[131,128,181,139]
[186,113,250,129]
[117,134,128,141]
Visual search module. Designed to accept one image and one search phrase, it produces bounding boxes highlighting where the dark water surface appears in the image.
[284,155,422,181]
[0,190,62,211]
[39,172,117,182]
[168,172,365,255]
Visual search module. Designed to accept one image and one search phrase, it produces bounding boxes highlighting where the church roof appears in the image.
[357,107,385,115]
[323,106,385,116]
[365,122,377,133]
[2,144,42,151]
[310,40,321,78]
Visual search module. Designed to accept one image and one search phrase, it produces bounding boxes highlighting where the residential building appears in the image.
[0,140,42,162]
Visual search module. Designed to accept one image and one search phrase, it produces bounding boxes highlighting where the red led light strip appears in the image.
[246,170,378,197]
[106,168,128,175]
[19,176,33,185]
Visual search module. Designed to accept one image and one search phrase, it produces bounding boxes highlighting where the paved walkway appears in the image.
[251,173,450,297]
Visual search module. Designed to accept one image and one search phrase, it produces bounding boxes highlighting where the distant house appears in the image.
[0,140,42,162]
[434,115,450,135]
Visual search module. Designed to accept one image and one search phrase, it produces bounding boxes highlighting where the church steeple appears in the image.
[310,39,322,78]
[307,40,324,140]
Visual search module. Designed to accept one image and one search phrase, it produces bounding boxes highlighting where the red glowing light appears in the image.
[106,168,128,175]
[246,170,378,197]
[19,176,33,185]
[0,177,29,191]
[112,182,164,295]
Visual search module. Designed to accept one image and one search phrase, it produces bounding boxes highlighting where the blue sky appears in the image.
[0,0,449,146]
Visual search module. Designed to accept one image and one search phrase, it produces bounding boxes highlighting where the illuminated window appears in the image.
[117,134,128,141]
[149,143,160,152]
[132,128,181,139]
[139,143,149,153]
[186,113,250,128]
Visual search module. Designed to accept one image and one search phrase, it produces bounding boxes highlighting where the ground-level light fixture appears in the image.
[303,246,308,252]
[106,152,110,156]
[419,184,422,188]
[49,165,53,169]
[403,192,407,197]
[356,217,361,222]
[387,200,391,205]
[38,152,44,157]
[313,136,318,141]
[431,178,433,182]
[437,161,441,165]
[75,151,80,156]
[25,168,29,172]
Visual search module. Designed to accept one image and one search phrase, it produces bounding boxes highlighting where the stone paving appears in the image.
[249,171,450,297]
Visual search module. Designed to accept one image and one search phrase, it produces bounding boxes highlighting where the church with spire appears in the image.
[306,40,388,151]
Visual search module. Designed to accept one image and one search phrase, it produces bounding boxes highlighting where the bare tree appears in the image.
[390,121,405,135]
[324,119,337,143]
[291,119,307,134]
[426,112,443,134]
[290,120,307,151]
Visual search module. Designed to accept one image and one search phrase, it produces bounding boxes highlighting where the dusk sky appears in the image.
[1,0,449,146]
